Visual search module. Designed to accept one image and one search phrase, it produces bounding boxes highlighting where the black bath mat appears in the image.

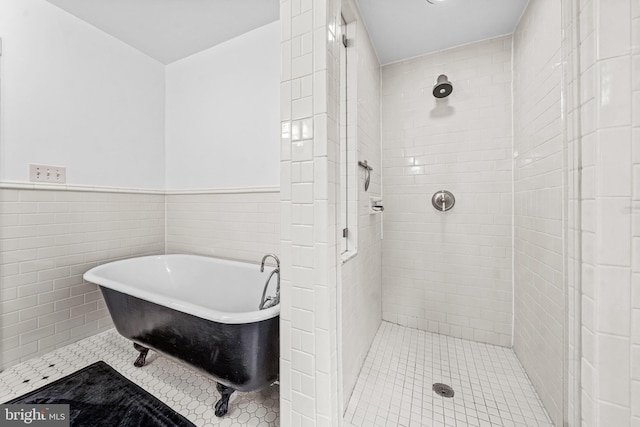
[6,361,195,427]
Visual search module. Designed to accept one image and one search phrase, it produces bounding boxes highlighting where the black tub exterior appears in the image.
[99,286,279,393]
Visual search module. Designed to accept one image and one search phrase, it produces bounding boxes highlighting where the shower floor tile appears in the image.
[0,329,279,427]
[344,322,553,427]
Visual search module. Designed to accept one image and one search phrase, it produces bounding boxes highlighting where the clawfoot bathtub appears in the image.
[84,254,280,416]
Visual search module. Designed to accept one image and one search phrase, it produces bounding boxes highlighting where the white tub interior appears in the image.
[84,254,279,324]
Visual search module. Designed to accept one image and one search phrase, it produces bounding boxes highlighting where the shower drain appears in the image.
[432,383,455,398]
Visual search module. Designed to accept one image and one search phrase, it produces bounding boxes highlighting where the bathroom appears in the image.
[0,0,637,426]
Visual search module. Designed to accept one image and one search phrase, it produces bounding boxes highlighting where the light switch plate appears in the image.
[29,164,66,183]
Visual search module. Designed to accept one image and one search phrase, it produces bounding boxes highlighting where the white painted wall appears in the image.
[0,0,166,189]
[165,22,280,190]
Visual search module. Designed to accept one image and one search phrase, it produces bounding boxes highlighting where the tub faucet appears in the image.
[259,254,280,310]
[260,254,280,272]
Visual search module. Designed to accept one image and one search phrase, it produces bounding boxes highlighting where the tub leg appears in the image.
[214,382,235,417]
[133,343,150,367]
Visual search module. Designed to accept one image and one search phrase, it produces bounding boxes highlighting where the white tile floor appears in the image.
[344,322,554,427]
[1,323,553,427]
[0,329,279,427]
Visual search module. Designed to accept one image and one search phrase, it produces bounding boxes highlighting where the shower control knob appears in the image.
[431,190,455,212]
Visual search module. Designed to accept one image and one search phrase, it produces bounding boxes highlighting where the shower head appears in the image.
[433,74,453,98]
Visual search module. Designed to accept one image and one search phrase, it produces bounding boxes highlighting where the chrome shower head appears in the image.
[433,74,453,98]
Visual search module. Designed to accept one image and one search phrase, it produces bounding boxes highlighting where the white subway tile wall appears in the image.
[561,0,584,423]
[166,192,280,262]
[280,0,343,425]
[511,1,564,426]
[340,4,383,409]
[633,1,640,423]
[381,36,513,347]
[0,189,164,370]
[578,0,639,426]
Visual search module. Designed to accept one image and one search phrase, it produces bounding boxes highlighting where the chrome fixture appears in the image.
[259,254,280,310]
[369,196,384,213]
[433,74,453,98]
[358,160,373,191]
[260,254,280,272]
[432,383,455,398]
[431,190,455,212]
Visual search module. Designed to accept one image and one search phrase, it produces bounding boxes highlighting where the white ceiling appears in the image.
[45,0,527,66]
[45,0,280,64]
[356,0,529,65]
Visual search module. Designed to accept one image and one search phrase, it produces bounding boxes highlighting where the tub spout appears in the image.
[260,253,280,272]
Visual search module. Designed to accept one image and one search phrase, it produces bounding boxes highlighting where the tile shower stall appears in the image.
[0,1,638,427]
